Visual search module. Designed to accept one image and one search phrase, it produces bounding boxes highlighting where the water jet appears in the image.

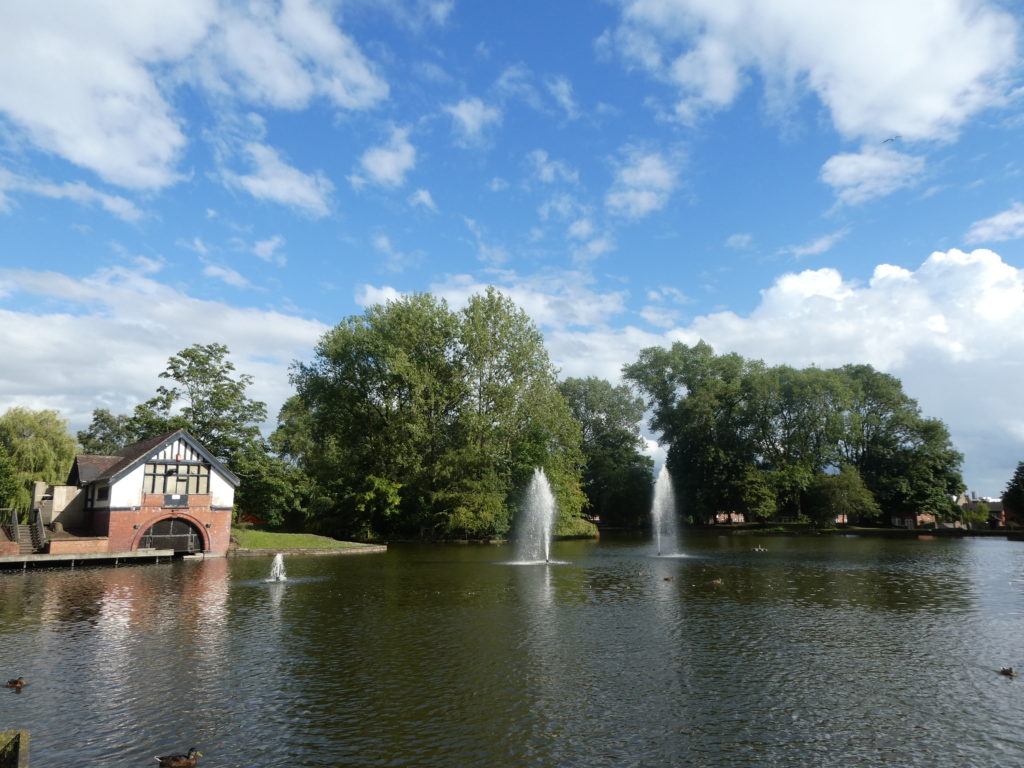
[651,465,679,556]
[514,468,557,564]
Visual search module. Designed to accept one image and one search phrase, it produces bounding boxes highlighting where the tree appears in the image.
[558,377,653,528]
[806,465,881,526]
[624,341,964,525]
[0,408,77,510]
[1003,461,1024,525]
[0,443,20,509]
[77,408,133,455]
[290,289,590,540]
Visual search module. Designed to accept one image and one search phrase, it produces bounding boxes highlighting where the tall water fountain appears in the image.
[514,468,557,563]
[651,465,679,556]
[266,553,287,582]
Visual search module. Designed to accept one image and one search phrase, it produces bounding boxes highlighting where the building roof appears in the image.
[69,429,240,488]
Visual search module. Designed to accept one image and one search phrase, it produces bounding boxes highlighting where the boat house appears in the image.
[24,429,237,557]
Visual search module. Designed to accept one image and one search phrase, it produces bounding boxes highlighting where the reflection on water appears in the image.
[2,536,1024,767]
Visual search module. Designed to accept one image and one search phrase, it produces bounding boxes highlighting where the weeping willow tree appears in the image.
[0,407,77,511]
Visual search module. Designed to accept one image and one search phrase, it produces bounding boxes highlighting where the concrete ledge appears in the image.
[0,549,174,568]
[228,545,387,557]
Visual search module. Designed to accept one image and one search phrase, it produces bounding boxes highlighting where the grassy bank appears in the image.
[231,528,368,550]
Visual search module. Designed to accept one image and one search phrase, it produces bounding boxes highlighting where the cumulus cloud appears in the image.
[820,146,924,204]
[356,127,416,188]
[605,147,680,218]
[0,0,387,191]
[0,261,327,432]
[608,0,1018,140]
[223,141,332,217]
[725,233,753,249]
[444,97,502,146]
[372,233,419,273]
[966,202,1024,244]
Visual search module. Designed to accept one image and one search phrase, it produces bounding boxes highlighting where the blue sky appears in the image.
[1,0,1023,495]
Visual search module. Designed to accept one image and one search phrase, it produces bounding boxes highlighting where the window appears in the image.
[143,462,210,495]
[97,486,109,501]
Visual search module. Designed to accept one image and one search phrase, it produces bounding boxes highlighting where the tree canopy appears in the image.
[287,289,590,540]
[0,407,77,510]
[1002,461,1024,524]
[558,377,653,528]
[624,341,964,524]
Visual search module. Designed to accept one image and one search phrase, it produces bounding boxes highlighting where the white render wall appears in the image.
[110,464,146,508]
[210,471,235,508]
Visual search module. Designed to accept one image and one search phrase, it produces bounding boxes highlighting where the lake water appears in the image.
[2,534,1024,767]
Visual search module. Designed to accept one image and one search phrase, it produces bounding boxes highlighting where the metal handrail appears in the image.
[3,508,17,544]
[29,507,47,551]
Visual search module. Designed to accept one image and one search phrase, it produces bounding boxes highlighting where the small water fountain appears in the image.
[651,465,679,556]
[265,553,287,582]
[514,468,557,563]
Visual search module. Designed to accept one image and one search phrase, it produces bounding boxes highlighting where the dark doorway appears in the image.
[139,517,203,553]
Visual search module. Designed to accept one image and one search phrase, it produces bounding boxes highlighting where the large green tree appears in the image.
[289,289,589,541]
[0,407,77,510]
[80,344,298,527]
[558,377,653,528]
[624,341,963,524]
[0,443,20,509]
[1003,461,1024,525]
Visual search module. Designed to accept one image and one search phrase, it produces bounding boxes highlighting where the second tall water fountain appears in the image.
[651,465,679,556]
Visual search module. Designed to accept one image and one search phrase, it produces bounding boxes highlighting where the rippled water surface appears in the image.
[3,534,1024,767]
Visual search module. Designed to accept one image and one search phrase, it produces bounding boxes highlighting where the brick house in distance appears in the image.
[32,429,238,556]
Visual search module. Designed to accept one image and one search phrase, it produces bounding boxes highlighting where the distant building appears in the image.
[28,429,237,556]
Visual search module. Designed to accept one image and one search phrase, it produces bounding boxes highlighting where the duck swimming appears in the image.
[5,678,25,690]
[155,748,202,767]
[1000,667,1016,678]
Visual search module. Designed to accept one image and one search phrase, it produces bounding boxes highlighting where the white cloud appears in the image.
[463,218,510,266]
[444,97,502,146]
[779,228,849,257]
[0,167,143,221]
[609,0,1018,140]
[528,149,579,184]
[606,147,680,218]
[202,263,251,289]
[820,146,924,204]
[223,142,332,217]
[0,261,327,433]
[253,235,286,265]
[966,202,1024,244]
[357,127,416,188]
[409,188,438,211]
[545,75,580,119]
[725,233,752,249]
[495,64,542,109]
[355,283,403,307]
[0,0,387,191]
[372,233,419,273]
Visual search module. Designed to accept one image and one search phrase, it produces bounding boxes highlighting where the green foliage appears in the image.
[806,465,881,526]
[558,377,653,527]
[0,408,76,510]
[961,502,989,527]
[0,443,20,509]
[77,408,134,455]
[624,341,964,524]
[1003,462,1024,524]
[289,288,590,540]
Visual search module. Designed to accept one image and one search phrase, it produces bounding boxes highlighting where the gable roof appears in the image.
[71,429,240,488]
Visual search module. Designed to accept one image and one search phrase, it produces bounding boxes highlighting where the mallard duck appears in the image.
[1000,667,1016,678]
[5,677,25,689]
[155,748,202,767]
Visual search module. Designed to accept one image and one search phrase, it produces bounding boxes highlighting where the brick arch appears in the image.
[133,513,209,553]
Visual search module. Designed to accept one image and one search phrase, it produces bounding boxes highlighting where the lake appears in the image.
[2,534,1023,767]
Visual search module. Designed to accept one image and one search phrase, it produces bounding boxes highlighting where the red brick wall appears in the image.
[101,494,232,555]
[0,540,18,556]
[49,538,108,554]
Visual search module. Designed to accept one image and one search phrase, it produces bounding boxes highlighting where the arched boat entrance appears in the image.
[138,517,204,554]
